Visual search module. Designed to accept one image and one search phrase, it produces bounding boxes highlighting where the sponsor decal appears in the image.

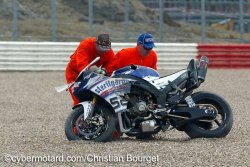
[100,84,130,98]
[72,82,81,93]
[145,38,154,42]
[93,79,128,94]
[83,75,100,88]
[84,73,93,80]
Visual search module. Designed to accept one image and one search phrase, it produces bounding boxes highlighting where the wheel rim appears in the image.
[73,108,108,140]
[195,100,226,131]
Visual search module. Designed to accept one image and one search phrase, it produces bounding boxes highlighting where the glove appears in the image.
[96,68,107,75]
[89,65,107,75]
[89,65,99,72]
[131,64,137,70]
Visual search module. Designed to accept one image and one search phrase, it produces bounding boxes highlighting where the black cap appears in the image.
[96,34,111,52]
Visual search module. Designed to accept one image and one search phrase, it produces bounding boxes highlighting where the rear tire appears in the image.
[65,104,116,142]
[184,91,233,138]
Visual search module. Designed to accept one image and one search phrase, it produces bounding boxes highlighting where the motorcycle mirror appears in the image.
[55,82,74,93]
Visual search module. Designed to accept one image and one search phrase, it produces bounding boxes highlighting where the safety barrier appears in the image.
[0,42,197,71]
[197,44,250,68]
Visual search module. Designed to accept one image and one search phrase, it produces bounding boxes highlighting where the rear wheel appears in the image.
[65,103,116,142]
[184,91,233,138]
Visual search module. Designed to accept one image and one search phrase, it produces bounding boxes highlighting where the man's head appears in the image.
[137,33,156,56]
[95,33,111,54]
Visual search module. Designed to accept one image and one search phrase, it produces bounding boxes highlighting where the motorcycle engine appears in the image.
[127,94,152,117]
[140,120,156,132]
[136,101,147,111]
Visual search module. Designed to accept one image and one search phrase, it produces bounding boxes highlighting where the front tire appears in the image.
[184,91,233,138]
[65,103,116,142]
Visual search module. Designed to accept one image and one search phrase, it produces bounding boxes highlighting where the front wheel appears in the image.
[184,91,233,138]
[65,103,116,142]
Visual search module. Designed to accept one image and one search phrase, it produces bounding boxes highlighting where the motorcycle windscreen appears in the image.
[72,71,104,99]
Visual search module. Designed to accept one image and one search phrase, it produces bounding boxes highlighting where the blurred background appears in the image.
[0,0,249,43]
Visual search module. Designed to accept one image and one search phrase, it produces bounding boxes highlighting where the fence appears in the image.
[1,42,249,71]
[0,0,249,43]
[197,44,250,68]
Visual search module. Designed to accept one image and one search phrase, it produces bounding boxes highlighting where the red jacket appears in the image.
[66,37,115,83]
[107,47,157,75]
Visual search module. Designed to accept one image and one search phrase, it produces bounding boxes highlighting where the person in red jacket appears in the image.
[65,34,115,106]
[107,33,157,76]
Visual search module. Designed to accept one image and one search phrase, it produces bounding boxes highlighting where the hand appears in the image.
[131,64,137,70]
[96,68,107,76]
[89,65,99,72]
[89,65,107,76]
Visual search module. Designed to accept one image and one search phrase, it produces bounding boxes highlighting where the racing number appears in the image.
[110,97,127,110]
[110,97,119,109]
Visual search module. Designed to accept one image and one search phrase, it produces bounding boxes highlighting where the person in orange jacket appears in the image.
[107,33,157,76]
[65,34,115,106]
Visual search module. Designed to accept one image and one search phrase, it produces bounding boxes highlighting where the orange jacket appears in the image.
[107,47,157,75]
[65,37,115,83]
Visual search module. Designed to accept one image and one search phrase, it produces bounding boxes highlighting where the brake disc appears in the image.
[75,113,106,138]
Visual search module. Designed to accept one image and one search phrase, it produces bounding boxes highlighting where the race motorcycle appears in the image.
[55,56,233,142]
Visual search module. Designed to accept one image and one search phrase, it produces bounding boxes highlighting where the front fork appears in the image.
[87,96,97,118]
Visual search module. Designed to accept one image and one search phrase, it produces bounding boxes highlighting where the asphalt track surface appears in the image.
[0,69,249,167]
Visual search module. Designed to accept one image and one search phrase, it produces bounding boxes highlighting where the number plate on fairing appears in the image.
[108,95,128,112]
[90,78,131,112]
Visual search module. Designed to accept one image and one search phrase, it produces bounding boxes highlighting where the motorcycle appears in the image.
[55,56,233,142]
